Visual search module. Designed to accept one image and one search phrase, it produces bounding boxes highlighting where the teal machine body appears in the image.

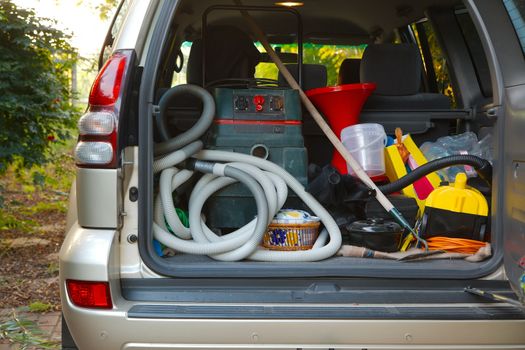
[204,87,308,229]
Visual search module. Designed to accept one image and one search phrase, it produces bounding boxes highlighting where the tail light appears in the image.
[66,280,113,309]
[74,50,133,168]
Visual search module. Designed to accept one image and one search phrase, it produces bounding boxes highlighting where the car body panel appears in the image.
[76,168,119,228]
[468,0,525,304]
[60,304,525,350]
[59,224,117,282]
[60,0,525,348]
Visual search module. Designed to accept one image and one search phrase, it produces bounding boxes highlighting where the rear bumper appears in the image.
[59,225,525,350]
[61,307,525,349]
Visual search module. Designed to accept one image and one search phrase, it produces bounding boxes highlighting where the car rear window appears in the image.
[503,0,525,54]
[255,43,367,85]
[455,10,493,98]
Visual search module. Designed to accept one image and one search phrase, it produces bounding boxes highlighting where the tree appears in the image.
[95,0,120,20]
[0,1,79,173]
[255,43,366,86]
[73,0,120,20]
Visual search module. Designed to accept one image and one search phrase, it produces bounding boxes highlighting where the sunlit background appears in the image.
[12,0,115,104]
[13,0,111,56]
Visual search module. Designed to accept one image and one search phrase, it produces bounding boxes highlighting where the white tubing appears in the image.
[153,149,342,261]
[154,163,272,260]
[152,85,341,262]
[196,150,341,262]
[159,168,193,239]
[153,140,203,173]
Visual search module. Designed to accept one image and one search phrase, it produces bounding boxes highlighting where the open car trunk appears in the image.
[134,0,516,287]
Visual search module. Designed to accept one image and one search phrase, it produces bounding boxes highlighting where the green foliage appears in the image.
[24,147,76,193]
[0,310,59,349]
[47,262,59,275]
[0,1,80,173]
[0,211,35,232]
[255,43,366,86]
[304,43,366,86]
[25,200,68,215]
[28,302,53,313]
[0,142,73,233]
[96,0,120,20]
[74,0,120,20]
[412,22,457,107]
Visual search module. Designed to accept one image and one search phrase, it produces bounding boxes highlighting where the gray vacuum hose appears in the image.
[153,84,342,261]
[154,84,215,156]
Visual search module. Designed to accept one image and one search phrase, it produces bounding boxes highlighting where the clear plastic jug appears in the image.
[341,123,387,177]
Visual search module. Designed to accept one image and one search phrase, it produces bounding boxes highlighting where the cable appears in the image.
[427,236,487,254]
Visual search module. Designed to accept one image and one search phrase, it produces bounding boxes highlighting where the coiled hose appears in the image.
[152,84,341,261]
[378,154,492,195]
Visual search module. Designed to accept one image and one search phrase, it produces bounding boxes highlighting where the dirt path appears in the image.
[0,160,73,348]
[0,181,66,310]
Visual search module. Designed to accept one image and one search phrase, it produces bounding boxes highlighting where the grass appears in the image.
[0,136,75,312]
[47,262,59,275]
[28,302,53,313]
[0,211,35,233]
[0,138,75,235]
[23,201,68,215]
[2,137,76,194]
[0,310,59,350]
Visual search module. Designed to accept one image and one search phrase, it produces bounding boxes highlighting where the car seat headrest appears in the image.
[338,58,361,85]
[186,25,261,86]
[278,64,327,91]
[360,43,422,96]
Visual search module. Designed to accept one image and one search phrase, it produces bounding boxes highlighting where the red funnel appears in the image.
[306,83,376,174]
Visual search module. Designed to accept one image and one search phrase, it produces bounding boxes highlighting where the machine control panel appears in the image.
[215,88,301,121]
[233,93,285,114]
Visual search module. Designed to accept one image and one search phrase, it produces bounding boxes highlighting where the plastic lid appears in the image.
[272,209,320,224]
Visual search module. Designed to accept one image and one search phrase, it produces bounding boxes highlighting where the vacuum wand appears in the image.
[234,1,420,242]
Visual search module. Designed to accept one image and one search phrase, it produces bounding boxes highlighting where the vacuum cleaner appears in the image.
[153,84,341,262]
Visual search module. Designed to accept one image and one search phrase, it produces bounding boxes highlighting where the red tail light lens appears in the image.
[75,50,133,169]
[66,280,113,309]
[89,52,128,106]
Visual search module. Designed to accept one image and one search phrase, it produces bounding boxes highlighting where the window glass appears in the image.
[99,0,132,68]
[255,43,367,86]
[503,0,525,54]
[172,41,192,86]
[455,11,493,98]
[411,21,456,107]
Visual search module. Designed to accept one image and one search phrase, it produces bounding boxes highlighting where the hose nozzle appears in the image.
[389,208,428,251]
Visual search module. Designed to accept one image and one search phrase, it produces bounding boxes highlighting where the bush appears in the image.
[0,1,79,173]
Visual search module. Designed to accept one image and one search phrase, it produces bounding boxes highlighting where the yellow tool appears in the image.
[384,134,441,213]
[420,173,489,241]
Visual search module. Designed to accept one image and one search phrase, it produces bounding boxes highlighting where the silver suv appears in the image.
[60,0,525,349]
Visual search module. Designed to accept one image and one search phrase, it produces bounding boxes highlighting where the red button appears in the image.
[253,95,265,112]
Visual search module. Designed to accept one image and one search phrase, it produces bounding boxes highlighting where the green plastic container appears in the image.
[205,88,308,229]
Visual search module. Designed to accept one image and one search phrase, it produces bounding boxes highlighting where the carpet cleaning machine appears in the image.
[151,4,493,261]
[153,82,340,261]
[204,87,307,230]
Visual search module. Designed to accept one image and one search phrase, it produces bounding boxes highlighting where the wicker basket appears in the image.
[263,221,321,251]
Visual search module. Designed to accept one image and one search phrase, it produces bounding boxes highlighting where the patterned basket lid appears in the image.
[271,209,320,224]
